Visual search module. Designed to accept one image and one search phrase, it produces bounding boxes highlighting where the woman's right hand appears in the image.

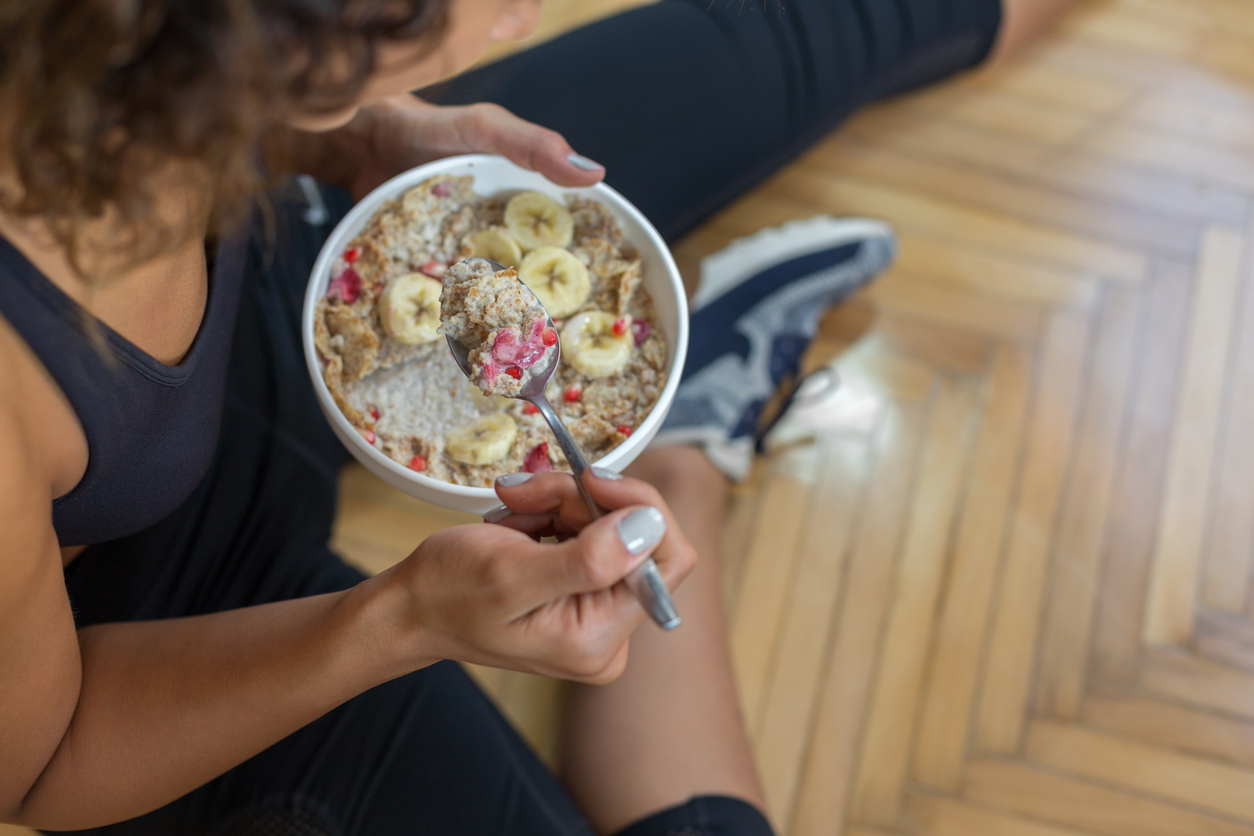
[384,476,693,685]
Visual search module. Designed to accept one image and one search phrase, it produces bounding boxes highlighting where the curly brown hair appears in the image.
[0,0,452,273]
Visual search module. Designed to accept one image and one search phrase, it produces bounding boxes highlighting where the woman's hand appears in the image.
[274,95,605,200]
[386,471,695,684]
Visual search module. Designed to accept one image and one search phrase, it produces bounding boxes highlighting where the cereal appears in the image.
[313,175,667,487]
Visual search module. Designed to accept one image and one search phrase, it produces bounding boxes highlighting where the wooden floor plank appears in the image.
[849,378,981,826]
[1034,287,1142,718]
[965,757,1254,836]
[821,303,995,376]
[1090,262,1192,679]
[1026,720,1254,824]
[1202,219,1254,612]
[1144,227,1246,645]
[911,346,1035,791]
[790,410,926,836]
[1138,650,1254,720]
[754,437,870,830]
[729,447,822,724]
[902,793,1096,836]
[864,271,1045,343]
[1082,685,1254,770]
[1195,610,1254,673]
[975,313,1091,753]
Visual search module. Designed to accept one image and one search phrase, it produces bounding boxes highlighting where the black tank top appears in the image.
[0,232,245,546]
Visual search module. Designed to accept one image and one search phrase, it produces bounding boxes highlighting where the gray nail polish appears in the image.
[617,507,666,555]
[483,504,512,523]
[496,472,533,487]
[567,153,603,171]
[590,466,622,481]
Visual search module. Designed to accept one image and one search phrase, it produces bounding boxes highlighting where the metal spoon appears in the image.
[446,259,680,631]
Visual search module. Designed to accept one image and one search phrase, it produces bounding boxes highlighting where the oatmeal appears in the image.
[439,259,557,398]
[313,175,668,487]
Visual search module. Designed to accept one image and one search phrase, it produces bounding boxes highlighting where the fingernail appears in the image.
[617,507,666,555]
[483,504,512,523]
[567,153,603,171]
[590,466,622,480]
[496,472,533,487]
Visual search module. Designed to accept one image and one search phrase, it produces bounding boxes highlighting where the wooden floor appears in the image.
[340,1,1254,834]
[13,1,1254,835]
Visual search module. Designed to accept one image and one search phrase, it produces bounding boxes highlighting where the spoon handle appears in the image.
[529,393,681,631]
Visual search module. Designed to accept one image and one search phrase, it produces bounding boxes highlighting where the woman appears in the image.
[0,0,1074,833]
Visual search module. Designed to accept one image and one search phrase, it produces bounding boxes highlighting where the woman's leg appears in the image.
[991,0,1084,61]
[434,0,1005,242]
[561,447,764,835]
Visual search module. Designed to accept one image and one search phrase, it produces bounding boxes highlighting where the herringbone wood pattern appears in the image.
[10,1,1254,835]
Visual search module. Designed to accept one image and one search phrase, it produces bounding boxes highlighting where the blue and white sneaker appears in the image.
[652,216,896,480]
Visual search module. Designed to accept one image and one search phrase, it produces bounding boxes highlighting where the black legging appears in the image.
[58,2,1000,833]
[435,0,1002,243]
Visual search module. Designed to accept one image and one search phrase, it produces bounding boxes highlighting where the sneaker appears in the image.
[651,216,896,480]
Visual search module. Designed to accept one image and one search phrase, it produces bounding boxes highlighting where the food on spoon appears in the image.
[505,191,574,251]
[313,174,668,487]
[561,311,634,378]
[518,246,591,318]
[378,273,443,345]
[446,411,519,465]
[465,227,523,268]
[439,258,556,398]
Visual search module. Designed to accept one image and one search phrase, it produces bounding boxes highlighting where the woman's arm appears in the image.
[2,428,688,830]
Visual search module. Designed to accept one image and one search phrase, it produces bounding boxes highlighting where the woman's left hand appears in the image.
[280,94,605,200]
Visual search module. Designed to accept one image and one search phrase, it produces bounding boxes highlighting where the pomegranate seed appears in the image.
[631,319,652,347]
[432,181,452,197]
[408,454,426,472]
[359,427,376,444]
[343,246,361,264]
[522,443,552,473]
[524,403,539,415]
[541,327,558,347]
[612,317,630,337]
[505,366,523,379]
[369,407,380,421]
[419,260,447,279]
[563,384,582,402]
[616,425,633,437]
[326,267,362,304]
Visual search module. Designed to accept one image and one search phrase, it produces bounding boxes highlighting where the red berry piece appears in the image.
[612,317,630,337]
[359,427,376,445]
[563,384,582,402]
[419,260,447,279]
[505,366,523,379]
[369,407,380,421]
[523,403,539,415]
[541,327,558,347]
[631,319,652,347]
[432,181,452,197]
[326,267,362,303]
[408,454,426,472]
[481,361,498,387]
[616,425,633,437]
[522,442,552,473]
[343,246,361,264]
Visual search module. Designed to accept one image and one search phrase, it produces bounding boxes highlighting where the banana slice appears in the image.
[466,227,523,268]
[445,411,518,465]
[504,192,574,251]
[561,311,634,378]
[378,273,442,345]
[518,247,591,319]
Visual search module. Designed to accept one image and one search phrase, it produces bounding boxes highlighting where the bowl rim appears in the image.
[301,153,689,502]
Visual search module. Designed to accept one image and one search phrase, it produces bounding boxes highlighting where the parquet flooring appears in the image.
[327,1,1254,834]
[13,1,1254,835]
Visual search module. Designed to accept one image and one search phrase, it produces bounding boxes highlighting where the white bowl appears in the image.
[303,154,689,514]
